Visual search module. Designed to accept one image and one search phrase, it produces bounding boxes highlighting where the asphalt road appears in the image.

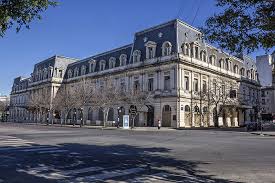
[0,123,274,183]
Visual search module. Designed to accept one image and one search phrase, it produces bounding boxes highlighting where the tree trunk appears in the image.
[103,108,109,128]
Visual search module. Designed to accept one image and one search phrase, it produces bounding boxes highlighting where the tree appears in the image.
[124,89,154,128]
[73,78,94,126]
[53,84,77,125]
[0,0,58,37]
[90,78,122,127]
[28,89,51,123]
[206,77,239,127]
[203,0,275,54]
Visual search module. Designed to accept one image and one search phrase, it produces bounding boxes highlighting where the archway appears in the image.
[98,108,104,122]
[118,106,125,126]
[108,108,114,121]
[88,108,93,121]
[162,105,171,127]
[194,106,200,127]
[146,105,154,127]
[184,105,192,127]
[202,106,209,127]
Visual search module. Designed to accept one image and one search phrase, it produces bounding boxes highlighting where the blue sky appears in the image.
[0,0,267,95]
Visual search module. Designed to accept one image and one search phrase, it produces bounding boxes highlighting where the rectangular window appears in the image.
[164,75,170,90]
[202,80,207,93]
[221,85,225,95]
[134,80,140,91]
[148,78,154,91]
[230,90,237,98]
[193,78,198,92]
[184,76,189,90]
[262,99,265,105]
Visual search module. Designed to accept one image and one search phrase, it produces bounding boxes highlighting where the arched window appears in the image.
[99,60,106,71]
[247,70,251,78]
[194,106,200,113]
[162,41,172,56]
[88,60,96,73]
[145,41,157,59]
[200,50,207,62]
[218,59,224,68]
[163,105,171,112]
[119,54,127,66]
[202,107,208,113]
[109,57,116,69]
[191,42,199,59]
[240,68,245,76]
[81,65,86,75]
[233,64,239,74]
[209,55,216,65]
[184,105,190,112]
[74,67,79,77]
[182,43,190,56]
[133,50,141,63]
[224,59,229,70]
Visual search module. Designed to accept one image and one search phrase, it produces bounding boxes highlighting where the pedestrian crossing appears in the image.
[16,164,173,182]
[11,160,174,181]
[0,135,34,147]
[0,135,68,154]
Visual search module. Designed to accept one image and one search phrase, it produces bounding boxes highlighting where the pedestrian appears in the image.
[157,119,161,130]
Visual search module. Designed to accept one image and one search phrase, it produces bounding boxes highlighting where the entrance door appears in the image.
[147,105,154,127]
[162,105,171,127]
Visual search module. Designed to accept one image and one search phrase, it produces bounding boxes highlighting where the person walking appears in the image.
[157,119,161,130]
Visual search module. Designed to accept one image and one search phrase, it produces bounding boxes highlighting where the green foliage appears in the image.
[0,0,58,37]
[202,0,275,54]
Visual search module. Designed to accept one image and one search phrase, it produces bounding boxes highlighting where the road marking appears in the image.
[122,172,171,182]
[20,147,60,152]
[0,136,35,147]
[38,149,68,154]
[75,167,145,182]
[17,166,107,180]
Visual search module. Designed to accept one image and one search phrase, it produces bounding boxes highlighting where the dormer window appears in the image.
[218,59,224,69]
[209,55,216,65]
[162,41,172,56]
[200,50,207,62]
[225,59,229,70]
[109,57,116,69]
[182,43,190,56]
[99,60,106,71]
[233,65,239,74]
[81,65,86,75]
[88,60,96,73]
[133,50,141,63]
[119,54,127,66]
[191,42,199,59]
[68,69,73,78]
[145,41,157,59]
[74,67,79,77]
[240,68,245,76]
[247,70,251,78]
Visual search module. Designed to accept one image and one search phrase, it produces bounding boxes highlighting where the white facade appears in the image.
[9,19,261,128]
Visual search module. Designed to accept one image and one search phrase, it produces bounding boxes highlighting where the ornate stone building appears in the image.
[9,19,261,128]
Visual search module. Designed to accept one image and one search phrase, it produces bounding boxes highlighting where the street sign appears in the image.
[123,115,129,129]
[129,106,137,116]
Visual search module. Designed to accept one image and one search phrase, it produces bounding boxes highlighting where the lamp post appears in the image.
[117,107,121,128]
[80,107,83,127]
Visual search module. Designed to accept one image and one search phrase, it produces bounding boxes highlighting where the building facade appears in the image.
[256,53,275,117]
[9,19,261,128]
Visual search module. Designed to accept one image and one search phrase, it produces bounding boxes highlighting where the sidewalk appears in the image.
[250,131,275,136]
[1,122,176,131]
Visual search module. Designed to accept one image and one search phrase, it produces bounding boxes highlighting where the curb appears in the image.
[250,132,275,137]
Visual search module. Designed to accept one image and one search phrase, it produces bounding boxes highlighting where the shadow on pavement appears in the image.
[0,142,244,183]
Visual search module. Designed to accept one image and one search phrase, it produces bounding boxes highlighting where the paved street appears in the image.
[0,123,274,183]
